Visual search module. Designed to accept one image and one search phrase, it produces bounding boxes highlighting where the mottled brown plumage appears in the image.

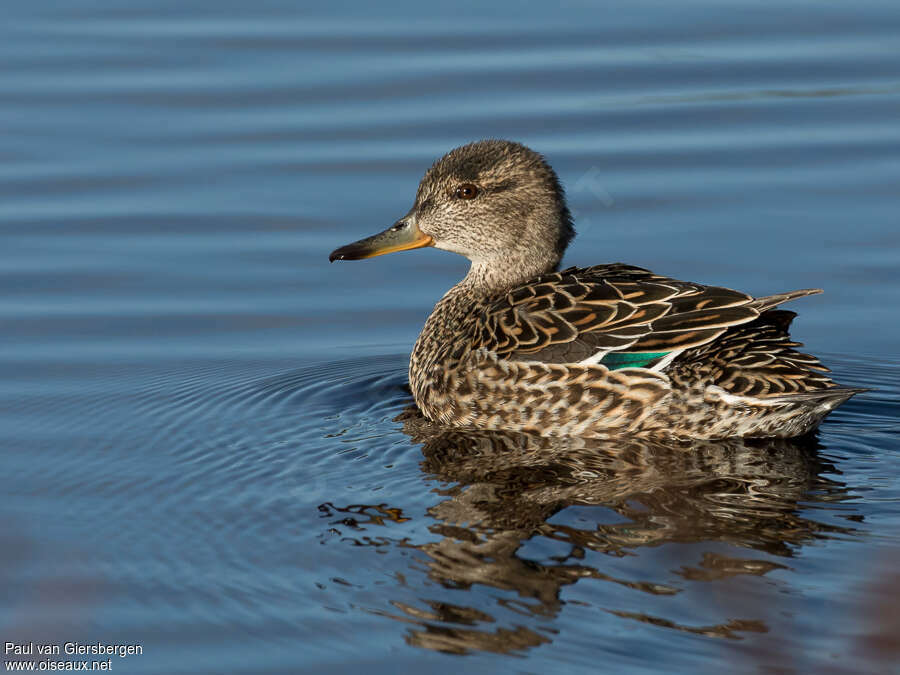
[330,140,862,439]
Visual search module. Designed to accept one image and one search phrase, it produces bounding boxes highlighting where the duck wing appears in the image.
[671,309,839,395]
[474,264,820,369]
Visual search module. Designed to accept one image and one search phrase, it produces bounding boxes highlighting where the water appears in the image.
[2,1,899,673]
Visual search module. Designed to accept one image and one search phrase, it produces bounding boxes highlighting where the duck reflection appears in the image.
[321,409,859,655]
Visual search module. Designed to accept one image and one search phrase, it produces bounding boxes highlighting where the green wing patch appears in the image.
[600,351,670,370]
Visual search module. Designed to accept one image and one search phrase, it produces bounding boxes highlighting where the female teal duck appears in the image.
[330,140,861,439]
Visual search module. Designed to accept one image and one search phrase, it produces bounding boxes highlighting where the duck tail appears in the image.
[768,387,869,406]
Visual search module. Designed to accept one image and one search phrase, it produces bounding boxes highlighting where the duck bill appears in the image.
[329,221,433,262]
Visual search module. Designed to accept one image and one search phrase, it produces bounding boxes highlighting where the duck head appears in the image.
[329,140,574,286]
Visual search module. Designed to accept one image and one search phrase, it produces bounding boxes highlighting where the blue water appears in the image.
[2,1,899,673]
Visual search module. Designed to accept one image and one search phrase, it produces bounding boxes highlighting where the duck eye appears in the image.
[454,183,479,200]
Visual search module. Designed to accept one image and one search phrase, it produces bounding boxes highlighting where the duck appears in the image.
[329,140,861,439]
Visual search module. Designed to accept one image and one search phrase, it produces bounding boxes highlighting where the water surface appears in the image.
[2,1,899,673]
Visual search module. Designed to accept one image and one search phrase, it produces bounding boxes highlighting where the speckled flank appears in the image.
[336,140,863,439]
